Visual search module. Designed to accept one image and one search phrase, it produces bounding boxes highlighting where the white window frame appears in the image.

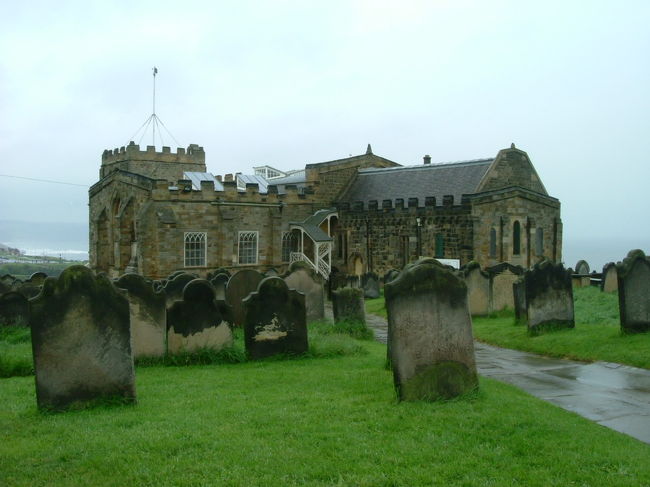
[238,231,259,265]
[184,232,207,267]
[281,231,298,263]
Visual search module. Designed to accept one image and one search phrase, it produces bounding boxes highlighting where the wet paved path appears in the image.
[325,304,650,444]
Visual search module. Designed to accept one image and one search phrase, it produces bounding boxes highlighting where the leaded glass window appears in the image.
[282,232,298,262]
[184,232,206,267]
[238,231,258,264]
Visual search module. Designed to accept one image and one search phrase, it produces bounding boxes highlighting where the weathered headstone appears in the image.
[601,263,618,293]
[327,270,347,300]
[383,269,400,286]
[207,268,231,280]
[115,274,167,359]
[616,250,650,334]
[265,268,279,277]
[332,287,366,325]
[209,273,230,301]
[524,261,574,333]
[0,274,20,292]
[385,258,478,401]
[346,275,361,288]
[487,263,523,313]
[575,260,590,275]
[163,273,196,308]
[225,269,264,326]
[0,291,29,327]
[167,279,233,353]
[362,272,380,299]
[513,277,527,325]
[29,266,136,410]
[461,263,489,316]
[243,277,308,359]
[284,263,324,323]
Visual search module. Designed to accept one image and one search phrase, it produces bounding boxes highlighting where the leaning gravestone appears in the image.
[462,262,489,316]
[0,291,29,327]
[513,277,527,325]
[362,272,381,299]
[167,279,233,354]
[487,263,523,313]
[284,263,324,323]
[524,261,574,333]
[385,258,478,401]
[163,273,196,308]
[601,263,618,293]
[209,273,230,301]
[616,249,650,334]
[115,274,167,359]
[225,269,264,326]
[29,266,136,410]
[243,277,308,360]
[332,287,366,325]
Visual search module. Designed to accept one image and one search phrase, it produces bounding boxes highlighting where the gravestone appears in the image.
[327,270,348,300]
[209,273,230,301]
[616,250,650,334]
[265,268,279,277]
[0,291,29,327]
[27,272,48,285]
[513,277,527,325]
[524,261,574,333]
[385,258,478,401]
[0,279,9,296]
[243,277,308,360]
[601,263,618,293]
[362,272,380,299]
[487,263,523,313]
[225,269,264,326]
[461,263,489,316]
[163,273,196,308]
[332,287,366,324]
[575,260,590,275]
[1,274,20,292]
[167,279,233,353]
[284,264,324,323]
[346,275,361,288]
[115,273,167,359]
[383,269,400,286]
[207,268,231,280]
[152,279,166,293]
[29,266,136,410]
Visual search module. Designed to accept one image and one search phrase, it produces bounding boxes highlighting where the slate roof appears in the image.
[183,172,225,191]
[237,174,269,193]
[340,158,494,207]
[290,208,337,242]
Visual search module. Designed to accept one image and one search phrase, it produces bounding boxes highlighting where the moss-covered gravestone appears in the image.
[243,277,308,360]
[29,266,136,410]
[284,263,324,323]
[383,269,400,286]
[163,273,197,308]
[601,263,618,293]
[332,287,365,325]
[0,291,29,327]
[461,262,489,316]
[385,258,478,401]
[209,273,230,301]
[513,277,527,325]
[362,272,380,299]
[115,273,167,359]
[225,269,264,326]
[487,263,523,313]
[167,279,233,354]
[616,250,650,334]
[524,261,574,333]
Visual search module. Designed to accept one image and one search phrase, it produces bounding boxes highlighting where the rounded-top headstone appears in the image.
[575,260,590,275]
[226,269,265,326]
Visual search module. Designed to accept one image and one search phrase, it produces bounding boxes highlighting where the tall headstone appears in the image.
[487,263,523,313]
[225,269,264,326]
[29,266,136,410]
[332,287,366,324]
[601,263,618,293]
[461,263,489,316]
[284,263,324,323]
[385,258,478,401]
[616,250,650,334]
[243,277,308,360]
[0,291,29,327]
[524,261,574,333]
[167,279,233,353]
[362,272,380,299]
[115,274,167,359]
[513,277,527,325]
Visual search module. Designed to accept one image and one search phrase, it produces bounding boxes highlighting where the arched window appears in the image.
[435,233,444,258]
[281,231,298,262]
[489,228,497,258]
[513,221,521,255]
[238,231,258,264]
[184,232,206,267]
[535,228,544,256]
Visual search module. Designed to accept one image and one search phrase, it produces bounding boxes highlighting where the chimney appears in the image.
[423,154,431,165]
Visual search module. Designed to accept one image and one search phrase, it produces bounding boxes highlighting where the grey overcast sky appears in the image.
[1,0,649,267]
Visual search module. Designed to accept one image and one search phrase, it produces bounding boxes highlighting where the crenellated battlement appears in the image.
[102,141,205,165]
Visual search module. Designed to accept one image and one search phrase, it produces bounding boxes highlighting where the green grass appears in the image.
[0,326,33,378]
[366,286,650,369]
[1,341,649,486]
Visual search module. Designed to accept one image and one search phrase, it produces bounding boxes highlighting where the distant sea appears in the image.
[0,220,88,261]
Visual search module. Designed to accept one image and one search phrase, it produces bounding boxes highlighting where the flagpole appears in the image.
[152,66,157,146]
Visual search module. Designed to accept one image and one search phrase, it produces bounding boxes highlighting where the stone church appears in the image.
[89,141,562,280]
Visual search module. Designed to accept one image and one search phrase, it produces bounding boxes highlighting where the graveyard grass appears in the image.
[366,286,650,369]
[3,337,650,486]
